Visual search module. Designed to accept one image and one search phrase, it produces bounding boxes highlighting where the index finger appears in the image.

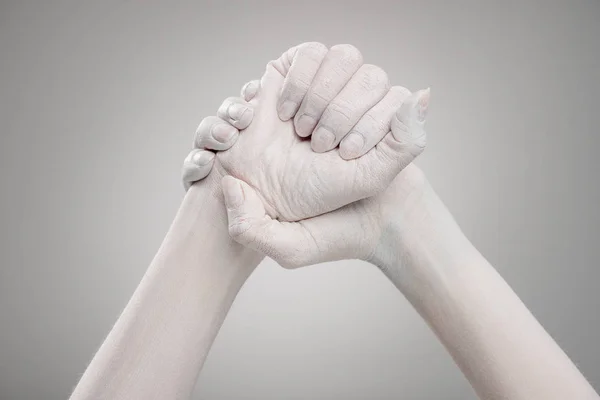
[268,42,328,121]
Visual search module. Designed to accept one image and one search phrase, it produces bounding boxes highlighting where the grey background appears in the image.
[1,1,599,399]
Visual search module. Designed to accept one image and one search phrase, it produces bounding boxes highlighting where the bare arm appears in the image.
[71,41,410,400]
[370,177,599,400]
[196,80,599,398]
[70,175,263,400]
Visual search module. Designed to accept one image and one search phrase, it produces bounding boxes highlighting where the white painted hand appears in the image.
[182,79,260,190]
[188,45,427,223]
[220,103,430,268]
[188,91,430,268]
[186,110,429,267]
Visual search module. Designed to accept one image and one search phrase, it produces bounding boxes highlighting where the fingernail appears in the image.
[311,126,335,152]
[192,151,214,166]
[212,123,236,143]
[228,103,250,121]
[295,114,317,137]
[278,100,298,120]
[223,177,244,208]
[242,81,258,100]
[340,133,364,159]
[415,88,430,123]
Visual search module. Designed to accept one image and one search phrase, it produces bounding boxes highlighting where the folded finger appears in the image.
[194,115,240,151]
[339,86,411,160]
[217,97,254,130]
[182,149,215,190]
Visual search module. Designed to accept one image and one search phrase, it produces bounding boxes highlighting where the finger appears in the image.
[182,149,215,191]
[222,175,369,267]
[241,79,261,102]
[339,86,411,160]
[217,97,254,130]
[269,42,328,121]
[222,176,318,268]
[194,116,240,151]
[310,64,390,153]
[293,44,364,137]
[391,88,430,145]
[351,88,430,197]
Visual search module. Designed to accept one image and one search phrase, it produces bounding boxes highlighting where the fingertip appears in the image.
[310,126,336,153]
[182,165,208,189]
[277,99,299,121]
[211,123,238,146]
[241,79,260,101]
[339,133,365,160]
[218,98,255,130]
[182,150,214,190]
[186,149,214,166]
[396,88,430,124]
[295,113,317,138]
[391,91,428,146]
[229,107,254,130]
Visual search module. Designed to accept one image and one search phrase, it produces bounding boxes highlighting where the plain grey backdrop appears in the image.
[1,1,599,399]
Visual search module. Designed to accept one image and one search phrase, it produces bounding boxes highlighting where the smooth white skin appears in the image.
[187,55,600,400]
[69,174,264,400]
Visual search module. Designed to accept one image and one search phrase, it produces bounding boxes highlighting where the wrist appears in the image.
[168,168,265,278]
[72,170,265,400]
[368,179,479,295]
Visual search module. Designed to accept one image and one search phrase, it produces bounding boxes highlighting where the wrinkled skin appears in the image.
[222,158,431,268]
[210,64,425,222]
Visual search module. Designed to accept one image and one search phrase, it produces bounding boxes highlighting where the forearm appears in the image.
[71,174,264,400]
[373,183,598,400]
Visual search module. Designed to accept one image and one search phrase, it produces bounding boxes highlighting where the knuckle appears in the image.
[305,88,331,109]
[228,219,251,239]
[287,75,311,94]
[217,99,231,116]
[195,117,223,143]
[299,41,328,56]
[218,97,241,116]
[324,102,353,126]
[410,132,427,153]
[241,80,259,99]
[194,121,205,138]
[194,120,209,146]
[330,44,363,65]
[389,85,411,98]
[195,116,212,134]
[359,64,389,91]
[189,149,214,166]
[357,112,389,136]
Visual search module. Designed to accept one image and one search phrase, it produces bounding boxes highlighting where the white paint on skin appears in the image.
[293,44,364,138]
[188,43,599,400]
[72,41,600,400]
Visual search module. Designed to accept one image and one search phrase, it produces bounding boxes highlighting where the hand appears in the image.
[184,43,427,223]
[184,43,430,267]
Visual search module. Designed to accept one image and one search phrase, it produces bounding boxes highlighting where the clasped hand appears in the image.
[182,42,430,269]
[70,42,599,400]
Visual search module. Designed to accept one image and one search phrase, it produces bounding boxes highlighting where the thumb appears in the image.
[221,176,317,268]
[390,87,430,149]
